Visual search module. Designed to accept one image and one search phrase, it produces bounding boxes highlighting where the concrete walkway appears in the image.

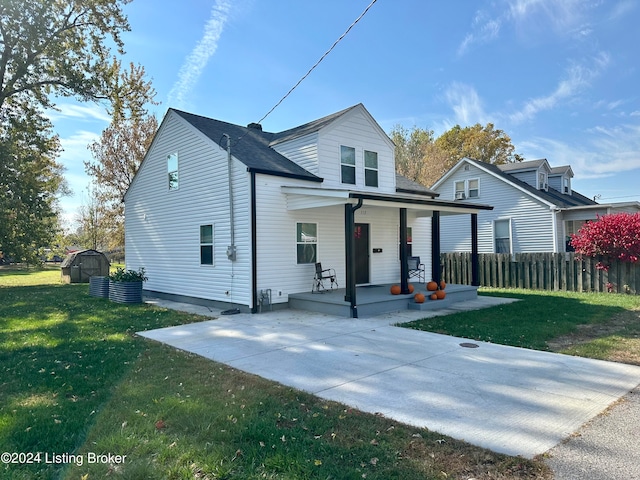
[138,297,640,459]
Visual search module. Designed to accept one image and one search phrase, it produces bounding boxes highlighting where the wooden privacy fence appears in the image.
[441,252,640,294]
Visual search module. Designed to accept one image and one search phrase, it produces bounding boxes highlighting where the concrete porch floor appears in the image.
[289,283,477,317]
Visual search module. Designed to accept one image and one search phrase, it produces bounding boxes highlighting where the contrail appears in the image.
[168,0,231,109]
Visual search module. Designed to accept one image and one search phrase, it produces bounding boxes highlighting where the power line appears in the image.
[255,0,378,125]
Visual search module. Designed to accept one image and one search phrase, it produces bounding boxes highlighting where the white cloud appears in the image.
[458,0,592,54]
[519,123,640,179]
[46,103,112,123]
[444,82,487,125]
[509,52,610,124]
[168,0,232,109]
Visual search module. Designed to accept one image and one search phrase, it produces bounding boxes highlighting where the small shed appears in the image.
[61,249,110,283]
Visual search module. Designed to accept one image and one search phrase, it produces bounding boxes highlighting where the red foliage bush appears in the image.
[570,213,640,271]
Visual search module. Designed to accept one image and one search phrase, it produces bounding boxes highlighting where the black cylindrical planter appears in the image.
[89,276,109,298]
[109,280,143,304]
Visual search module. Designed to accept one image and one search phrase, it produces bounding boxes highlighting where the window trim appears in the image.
[364,150,379,187]
[168,152,179,191]
[199,224,214,266]
[340,145,356,185]
[494,218,512,254]
[453,178,480,199]
[296,221,318,265]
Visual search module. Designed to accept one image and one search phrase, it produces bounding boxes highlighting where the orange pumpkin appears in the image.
[426,281,438,291]
[440,280,446,290]
[414,293,425,303]
[408,284,415,293]
[390,285,401,295]
[430,293,438,300]
[436,290,446,300]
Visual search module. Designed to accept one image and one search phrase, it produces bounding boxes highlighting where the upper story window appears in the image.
[454,178,479,199]
[538,172,547,190]
[364,150,378,187]
[340,146,356,184]
[168,153,179,190]
[564,177,570,194]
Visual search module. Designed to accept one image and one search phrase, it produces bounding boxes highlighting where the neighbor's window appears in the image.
[364,150,378,187]
[538,172,547,190]
[454,181,466,199]
[468,179,479,198]
[200,224,213,265]
[168,153,179,190]
[296,222,317,264]
[494,219,511,254]
[340,146,356,185]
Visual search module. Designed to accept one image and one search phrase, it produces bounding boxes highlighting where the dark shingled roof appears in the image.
[396,174,439,197]
[467,158,597,208]
[171,109,322,182]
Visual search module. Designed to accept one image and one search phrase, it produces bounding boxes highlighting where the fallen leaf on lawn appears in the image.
[155,420,166,429]
[370,457,378,466]
[314,459,322,466]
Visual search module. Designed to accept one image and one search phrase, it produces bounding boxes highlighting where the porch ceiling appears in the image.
[281,186,492,215]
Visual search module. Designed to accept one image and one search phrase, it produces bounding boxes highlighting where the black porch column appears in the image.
[399,208,410,293]
[471,213,480,286]
[431,211,441,284]
[344,199,363,318]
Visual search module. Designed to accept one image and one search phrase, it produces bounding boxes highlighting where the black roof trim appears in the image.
[349,192,493,211]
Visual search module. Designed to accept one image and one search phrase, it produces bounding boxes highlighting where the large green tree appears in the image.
[434,123,523,167]
[391,123,523,188]
[0,0,131,261]
[84,60,158,250]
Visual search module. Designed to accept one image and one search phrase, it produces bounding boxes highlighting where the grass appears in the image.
[402,288,640,364]
[0,268,551,479]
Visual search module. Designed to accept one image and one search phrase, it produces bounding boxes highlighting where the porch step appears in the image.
[288,284,478,317]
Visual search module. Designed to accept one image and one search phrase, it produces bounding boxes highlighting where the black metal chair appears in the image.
[312,263,338,293]
[407,256,425,283]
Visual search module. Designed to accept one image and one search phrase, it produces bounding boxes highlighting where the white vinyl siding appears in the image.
[271,132,319,175]
[125,111,252,307]
[435,162,556,253]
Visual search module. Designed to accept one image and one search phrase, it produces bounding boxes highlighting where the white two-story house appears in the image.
[431,157,640,254]
[124,104,491,316]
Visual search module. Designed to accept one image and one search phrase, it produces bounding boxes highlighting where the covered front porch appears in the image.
[289,283,479,317]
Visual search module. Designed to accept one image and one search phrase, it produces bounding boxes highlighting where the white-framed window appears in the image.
[538,172,547,190]
[563,177,570,194]
[364,150,378,187]
[200,224,214,265]
[494,219,512,254]
[296,222,317,264]
[340,146,356,185]
[168,153,179,190]
[454,178,479,199]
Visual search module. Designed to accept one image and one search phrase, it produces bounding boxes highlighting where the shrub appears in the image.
[108,267,148,282]
[570,213,640,271]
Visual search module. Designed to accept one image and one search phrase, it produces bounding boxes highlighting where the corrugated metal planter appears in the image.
[109,280,143,304]
[89,276,109,298]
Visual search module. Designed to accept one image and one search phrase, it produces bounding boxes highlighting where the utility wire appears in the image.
[255,0,378,126]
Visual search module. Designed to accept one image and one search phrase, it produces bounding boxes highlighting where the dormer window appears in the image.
[564,177,570,194]
[538,172,547,191]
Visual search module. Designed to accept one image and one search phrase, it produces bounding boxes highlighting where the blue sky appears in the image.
[50,0,640,227]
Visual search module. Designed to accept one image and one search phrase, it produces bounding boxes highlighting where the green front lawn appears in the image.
[402,288,640,364]
[0,270,550,479]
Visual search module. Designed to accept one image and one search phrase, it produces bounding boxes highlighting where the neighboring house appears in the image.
[431,157,640,254]
[124,104,490,316]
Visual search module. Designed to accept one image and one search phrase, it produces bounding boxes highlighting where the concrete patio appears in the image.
[138,296,640,458]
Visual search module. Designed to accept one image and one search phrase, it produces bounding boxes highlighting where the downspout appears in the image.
[221,134,239,315]
[551,207,560,253]
[250,171,258,313]
[345,198,364,318]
